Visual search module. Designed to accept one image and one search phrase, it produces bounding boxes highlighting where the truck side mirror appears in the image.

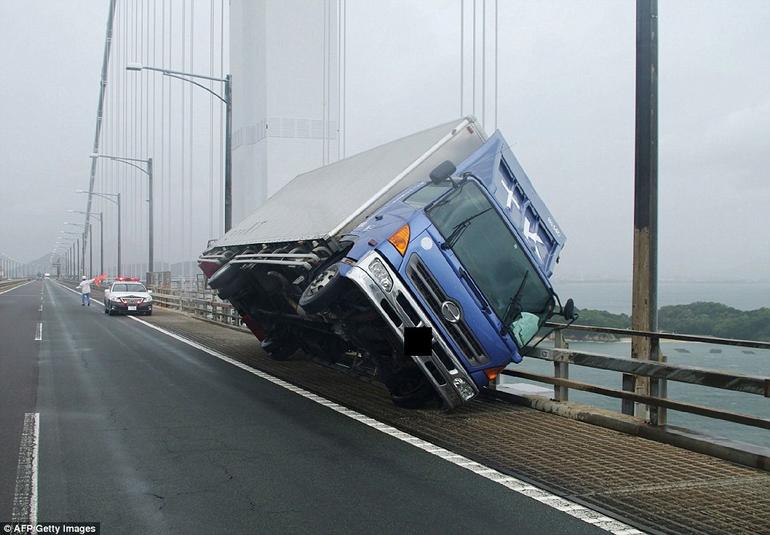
[429,160,456,184]
[562,298,576,321]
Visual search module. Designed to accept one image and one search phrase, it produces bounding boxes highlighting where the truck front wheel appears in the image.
[385,367,438,409]
[299,263,344,314]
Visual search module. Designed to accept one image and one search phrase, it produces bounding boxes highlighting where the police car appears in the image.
[103,277,153,316]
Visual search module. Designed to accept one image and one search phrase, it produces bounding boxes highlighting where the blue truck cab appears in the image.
[338,132,566,408]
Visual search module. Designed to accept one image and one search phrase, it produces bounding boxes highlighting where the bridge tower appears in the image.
[229,0,341,226]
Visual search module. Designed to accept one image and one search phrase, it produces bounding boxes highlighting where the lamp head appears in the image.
[126,63,143,71]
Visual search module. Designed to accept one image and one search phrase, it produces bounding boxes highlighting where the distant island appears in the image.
[570,302,770,342]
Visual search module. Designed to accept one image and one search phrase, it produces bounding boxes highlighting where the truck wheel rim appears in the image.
[306,265,338,297]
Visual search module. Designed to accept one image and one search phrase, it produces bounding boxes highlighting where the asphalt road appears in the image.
[0,281,40,521]
[1,280,606,534]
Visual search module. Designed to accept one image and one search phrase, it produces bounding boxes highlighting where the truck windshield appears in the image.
[422,181,554,327]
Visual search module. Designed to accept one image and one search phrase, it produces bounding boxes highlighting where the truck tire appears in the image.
[299,263,344,314]
[260,331,298,361]
[207,263,241,290]
[385,367,438,409]
[216,278,242,300]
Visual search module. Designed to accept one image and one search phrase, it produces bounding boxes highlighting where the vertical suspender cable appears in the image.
[335,0,342,160]
[482,0,485,126]
[472,0,476,117]
[189,0,195,277]
[180,0,186,278]
[494,0,498,131]
[209,0,215,240]
[220,0,225,233]
[322,0,328,165]
[460,0,464,117]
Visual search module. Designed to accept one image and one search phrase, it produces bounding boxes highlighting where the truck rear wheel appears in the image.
[260,330,298,361]
[299,263,344,314]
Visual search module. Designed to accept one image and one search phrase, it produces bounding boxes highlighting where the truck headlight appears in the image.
[452,377,476,401]
[369,259,393,292]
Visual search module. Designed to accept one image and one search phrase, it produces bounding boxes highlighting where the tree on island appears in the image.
[570,302,770,342]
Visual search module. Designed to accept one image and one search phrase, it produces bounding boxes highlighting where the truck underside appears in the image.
[203,240,439,408]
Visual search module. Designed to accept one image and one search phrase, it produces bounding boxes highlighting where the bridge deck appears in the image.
[146,307,770,534]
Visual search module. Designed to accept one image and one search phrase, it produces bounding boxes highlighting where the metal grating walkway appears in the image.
[144,308,770,534]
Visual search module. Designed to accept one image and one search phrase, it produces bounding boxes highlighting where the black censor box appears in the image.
[403,326,432,356]
[1,523,100,534]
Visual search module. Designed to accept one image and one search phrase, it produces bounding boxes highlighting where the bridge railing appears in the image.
[148,284,770,439]
[502,323,770,433]
[149,286,244,328]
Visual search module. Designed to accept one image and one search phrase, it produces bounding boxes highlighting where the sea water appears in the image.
[505,281,770,449]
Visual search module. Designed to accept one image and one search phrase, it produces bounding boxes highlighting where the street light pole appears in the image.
[69,210,104,275]
[117,192,121,276]
[78,190,121,277]
[224,75,232,231]
[89,222,93,277]
[127,63,232,231]
[91,154,153,275]
[147,158,153,275]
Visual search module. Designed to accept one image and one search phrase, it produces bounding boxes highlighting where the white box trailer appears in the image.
[211,117,486,249]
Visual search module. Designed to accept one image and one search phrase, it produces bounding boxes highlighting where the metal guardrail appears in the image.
[149,285,770,435]
[503,324,770,433]
[0,279,30,291]
[149,287,245,328]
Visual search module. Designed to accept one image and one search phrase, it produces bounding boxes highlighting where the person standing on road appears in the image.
[77,275,95,306]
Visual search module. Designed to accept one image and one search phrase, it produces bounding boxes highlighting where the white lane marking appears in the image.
[0,280,35,296]
[12,412,39,526]
[35,323,42,341]
[123,313,643,534]
[39,305,43,312]
[55,281,643,532]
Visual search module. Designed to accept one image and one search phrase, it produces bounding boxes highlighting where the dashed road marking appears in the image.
[34,322,42,341]
[55,281,643,533]
[11,413,39,526]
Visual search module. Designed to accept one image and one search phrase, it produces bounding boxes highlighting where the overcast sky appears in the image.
[1,1,768,282]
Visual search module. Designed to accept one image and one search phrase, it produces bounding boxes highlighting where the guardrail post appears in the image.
[649,349,667,425]
[553,330,569,402]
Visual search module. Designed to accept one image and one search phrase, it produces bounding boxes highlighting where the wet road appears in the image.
[1,280,605,534]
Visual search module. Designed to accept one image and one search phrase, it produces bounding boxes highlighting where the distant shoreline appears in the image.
[565,302,770,343]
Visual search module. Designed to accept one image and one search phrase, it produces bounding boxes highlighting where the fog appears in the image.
[1,0,768,282]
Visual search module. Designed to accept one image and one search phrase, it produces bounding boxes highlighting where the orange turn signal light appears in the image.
[387,224,410,256]
[484,366,505,382]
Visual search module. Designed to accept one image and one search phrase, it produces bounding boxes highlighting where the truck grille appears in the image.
[407,255,487,365]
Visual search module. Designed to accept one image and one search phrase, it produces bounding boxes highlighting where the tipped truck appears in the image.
[199,117,572,409]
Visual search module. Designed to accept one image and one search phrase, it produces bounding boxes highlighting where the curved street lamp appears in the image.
[127,62,232,232]
[77,190,121,276]
[90,154,152,275]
